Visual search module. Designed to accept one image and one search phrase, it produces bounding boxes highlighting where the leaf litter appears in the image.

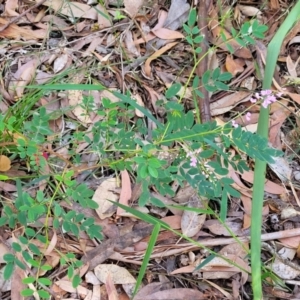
[1,0,300,299]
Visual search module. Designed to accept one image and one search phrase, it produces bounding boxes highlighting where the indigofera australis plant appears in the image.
[0,5,288,299]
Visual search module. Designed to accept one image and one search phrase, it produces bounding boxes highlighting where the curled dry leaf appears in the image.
[286,55,298,77]
[124,0,144,18]
[181,195,207,237]
[0,17,46,40]
[135,287,204,300]
[4,0,19,17]
[53,53,69,73]
[94,264,136,284]
[93,177,118,219]
[210,91,252,116]
[96,4,111,29]
[133,93,145,117]
[68,89,92,125]
[0,155,11,172]
[124,30,140,57]
[55,280,89,295]
[105,273,119,300]
[204,218,243,236]
[225,55,244,76]
[271,247,300,279]
[237,5,262,17]
[9,60,38,98]
[144,41,178,78]
[116,170,132,217]
[42,0,98,19]
[151,28,184,40]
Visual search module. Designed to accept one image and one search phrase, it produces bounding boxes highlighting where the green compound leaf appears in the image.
[28,243,41,255]
[38,278,52,286]
[165,83,182,99]
[4,263,14,280]
[37,290,51,299]
[21,289,34,297]
[3,253,15,263]
[188,9,197,27]
[148,166,158,178]
[72,274,81,288]
[23,277,36,284]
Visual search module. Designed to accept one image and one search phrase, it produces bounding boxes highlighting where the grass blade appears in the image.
[132,222,160,298]
[251,3,300,299]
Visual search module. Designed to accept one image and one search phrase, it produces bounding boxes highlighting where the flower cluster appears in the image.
[250,89,282,108]
[232,89,283,128]
[186,150,199,167]
[185,150,215,178]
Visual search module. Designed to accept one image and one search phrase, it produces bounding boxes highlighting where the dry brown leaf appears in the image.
[205,219,243,236]
[41,0,63,11]
[11,265,27,300]
[43,0,98,19]
[124,0,144,18]
[161,215,181,229]
[269,104,294,148]
[237,5,262,17]
[133,93,145,117]
[210,91,252,116]
[0,181,16,192]
[106,273,119,300]
[44,231,57,255]
[96,4,111,29]
[68,89,92,125]
[270,248,300,279]
[53,53,69,73]
[0,17,46,40]
[55,280,89,296]
[181,195,207,237]
[124,30,139,57]
[135,287,204,300]
[9,60,38,98]
[0,155,11,172]
[116,170,132,217]
[94,264,136,284]
[93,178,118,219]
[4,0,19,17]
[134,9,167,45]
[152,28,184,40]
[240,170,285,194]
[144,41,178,77]
[279,235,300,248]
[225,55,244,76]
[286,55,298,77]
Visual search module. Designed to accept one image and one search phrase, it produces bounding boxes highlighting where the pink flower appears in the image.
[245,112,251,121]
[232,120,239,128]
[266,95,276,103]
[190,156,197,167]
[250,98,257,103]
[255,92,261,99]
[260,89,272,96]
[262,99,271,108]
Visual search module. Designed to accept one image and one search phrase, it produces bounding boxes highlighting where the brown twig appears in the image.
[196,0,212,123]
[0,0,47,32]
